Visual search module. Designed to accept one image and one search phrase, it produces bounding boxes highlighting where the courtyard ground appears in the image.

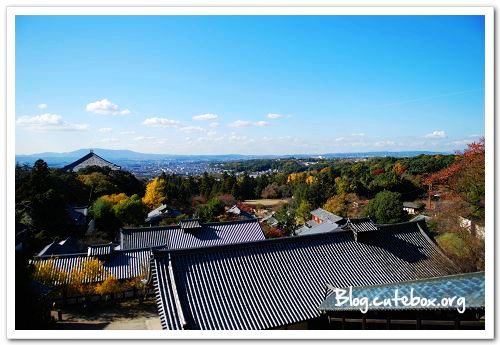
[50,298,162,330]
[243,198,290,207]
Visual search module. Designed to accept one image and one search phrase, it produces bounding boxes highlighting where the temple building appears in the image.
[62,150,121,172]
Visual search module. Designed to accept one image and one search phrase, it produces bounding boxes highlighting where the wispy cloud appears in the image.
[16,113,89,131]
[193,113,218,121]
[267,113,287,119]
[142,117,181,128]
[98,127,112,133]
[133,136,157,141]
[86,99,130,115]
[37,103,48,109]
[228,120,253,128]
[351,133,365,137]
[120,130,135,135]
[209,122,219,128]
[99,138,119,143]
[255,121,270,127]
[374,140,395,147]
[179,126,207,133]
[229,120,271,128]
[424,130,447,139]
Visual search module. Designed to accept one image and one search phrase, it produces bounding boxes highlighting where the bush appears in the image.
[365,190,407,224]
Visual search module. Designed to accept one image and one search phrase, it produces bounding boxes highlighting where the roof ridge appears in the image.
[122,218,259,232]
[152,230,353,258]
[34,246,160,259]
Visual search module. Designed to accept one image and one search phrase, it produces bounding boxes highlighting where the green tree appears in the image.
[274,204,296,235]
[90,197,120,237]
[113,194,148,226]
[196,198,225,222]
[365,190,407,224]
[295,200,312,225]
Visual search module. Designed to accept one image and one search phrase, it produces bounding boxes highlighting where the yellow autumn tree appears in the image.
[287,172,307,184]
[100,193,128,205]
[33,258,68,288]
[94,275,123,295]
[142,177,167,209]
[67,258,107,295]
[305,175,317,185]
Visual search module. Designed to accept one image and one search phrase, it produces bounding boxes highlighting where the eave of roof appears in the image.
[319,271,485,312]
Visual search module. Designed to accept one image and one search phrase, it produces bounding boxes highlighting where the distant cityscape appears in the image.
[15,148,450,178]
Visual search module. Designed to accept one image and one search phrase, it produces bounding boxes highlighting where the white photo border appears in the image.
[5,5,494,340]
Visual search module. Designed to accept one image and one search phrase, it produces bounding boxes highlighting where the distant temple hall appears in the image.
[62,150,121,172]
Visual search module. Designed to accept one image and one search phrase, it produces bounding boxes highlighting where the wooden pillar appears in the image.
[341,317,346,330]
[455,318,460,330]
[416,317,421,330]
[362,316,367,330]
[386,317,391,330]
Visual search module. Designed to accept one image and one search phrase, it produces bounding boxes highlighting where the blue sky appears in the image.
[15,15,485,155]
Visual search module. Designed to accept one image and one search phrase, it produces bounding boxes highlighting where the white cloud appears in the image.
[179,126,207,133]
[16,113,89,131]
[99,138,119,143]
[209,122,219,128]
[86,99,130,115]
[351,133,365,137]
[228,120,271,128]
[37,103,48,109]
[424,130,446,139]
[255,121,271,127]
[335,137,345,142]
[142,117,181,127]
[375,140,395,147]
[267,113,286,119]
[98,127,112,133]
[228,120,253,128]
[120,130,136,135]
[193,113,218,121]
[133,136,157,141]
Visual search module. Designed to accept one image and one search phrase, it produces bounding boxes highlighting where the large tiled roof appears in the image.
[319,271,484,312]
[120,219,265,250]
[33,248,151,284]
[62,151,120,172]
[151,220,459,330]
[310,208,343,223]
[37,236,80,257]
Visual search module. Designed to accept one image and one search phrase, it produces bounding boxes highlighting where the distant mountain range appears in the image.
[15,148,452,167]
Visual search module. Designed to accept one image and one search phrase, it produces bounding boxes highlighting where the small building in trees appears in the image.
[226,205,256,221]
[67,206,89,230]
[62,150,121,172]
[403,201,422,215]
[145,204,182,225]
[295,208,345,236]
[310,208,344,225]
